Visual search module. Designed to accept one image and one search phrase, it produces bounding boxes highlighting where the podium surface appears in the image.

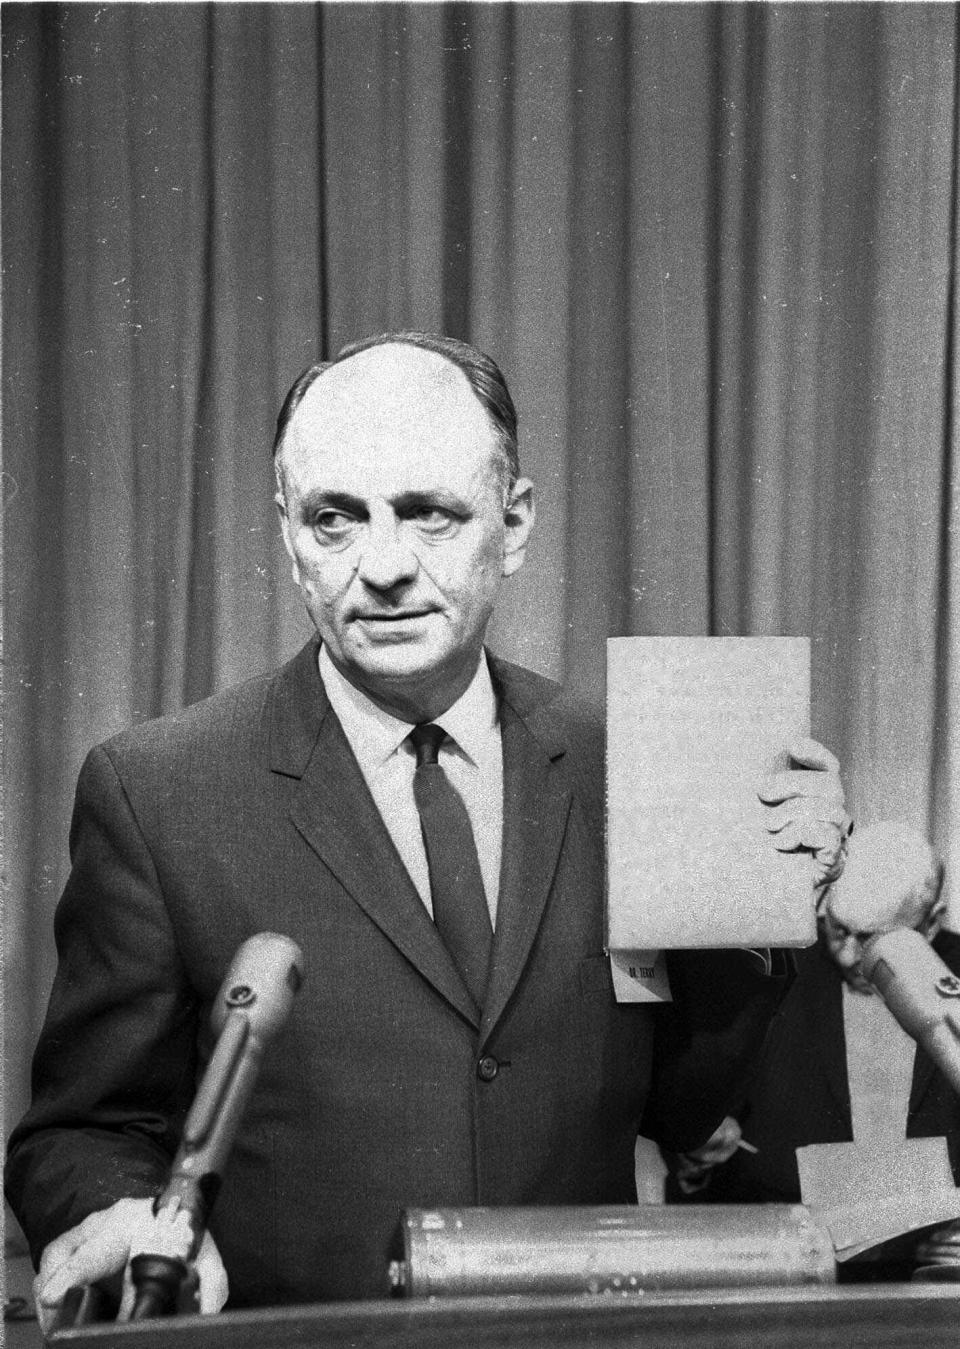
[52,1285,960,1349]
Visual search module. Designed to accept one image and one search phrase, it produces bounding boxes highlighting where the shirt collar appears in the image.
[434,655,499,768]
[319,644,498,770]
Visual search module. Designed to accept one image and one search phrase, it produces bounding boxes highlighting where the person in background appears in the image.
[667,821,959,1208]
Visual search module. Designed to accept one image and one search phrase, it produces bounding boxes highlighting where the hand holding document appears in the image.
[759,738,851,888]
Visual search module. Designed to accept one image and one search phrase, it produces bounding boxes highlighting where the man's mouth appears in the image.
[353,611,432,623]
[843,965,874,994]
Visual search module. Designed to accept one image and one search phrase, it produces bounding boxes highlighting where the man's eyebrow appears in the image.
[299,490,367,518]
[829,917,874,942]
[392,489,470,513]
[297,487,472,519]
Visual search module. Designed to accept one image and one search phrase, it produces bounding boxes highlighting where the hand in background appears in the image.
[34,1197,229,1334]
[759,737,851,887]
[667,1115,745,1196]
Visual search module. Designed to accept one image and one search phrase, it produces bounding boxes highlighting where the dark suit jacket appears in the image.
[6,639,786,1305]
[701,932,960,1204]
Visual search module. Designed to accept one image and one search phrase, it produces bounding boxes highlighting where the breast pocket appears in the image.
[579,953,615,999]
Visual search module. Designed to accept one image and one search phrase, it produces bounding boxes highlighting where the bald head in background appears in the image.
[820,821,945,992]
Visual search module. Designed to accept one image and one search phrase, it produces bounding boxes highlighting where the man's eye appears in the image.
[311,511,356,538]
[408,506,458,534]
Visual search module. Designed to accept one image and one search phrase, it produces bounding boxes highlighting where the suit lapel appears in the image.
[908,1047,937,1124]
[802,946,852,1126]
[270,641,480,1027]
[481,670,574,1042]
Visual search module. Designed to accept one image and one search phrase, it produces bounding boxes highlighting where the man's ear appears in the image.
[274,480,301,585]
[920,871,947,942]
[502,478,535,578]
[920,901,945,943]
[918,859,947,942]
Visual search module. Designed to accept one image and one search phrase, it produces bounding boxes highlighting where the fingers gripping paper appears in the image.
[607,637,815,950]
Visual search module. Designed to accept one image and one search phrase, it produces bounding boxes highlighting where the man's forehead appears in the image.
[291,343,487,440]
[278,345,501,500]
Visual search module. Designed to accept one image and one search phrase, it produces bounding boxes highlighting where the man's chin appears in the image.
[340,638,453,692]
[842,969,875,995]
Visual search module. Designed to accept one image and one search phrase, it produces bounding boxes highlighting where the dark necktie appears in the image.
[409,724,492,1010]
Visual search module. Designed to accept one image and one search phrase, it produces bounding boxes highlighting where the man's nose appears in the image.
[355,519,418,590]
[835,936,862,970]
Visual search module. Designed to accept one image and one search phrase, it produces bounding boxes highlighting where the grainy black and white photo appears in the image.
[3,3,959,1343]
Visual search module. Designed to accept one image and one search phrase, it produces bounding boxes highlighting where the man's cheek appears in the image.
[300,554,353,599]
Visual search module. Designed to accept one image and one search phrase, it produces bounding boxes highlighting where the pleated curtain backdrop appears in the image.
[4,0,959,1203]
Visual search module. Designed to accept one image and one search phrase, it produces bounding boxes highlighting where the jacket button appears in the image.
[477,1055,499,1082]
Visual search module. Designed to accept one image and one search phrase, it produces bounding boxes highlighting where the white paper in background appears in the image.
[607,636,815,951]
[797,1137,960,1261]
[609,949,672,1003]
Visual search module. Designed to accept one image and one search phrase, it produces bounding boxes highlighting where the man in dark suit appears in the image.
[6,332,847,1323]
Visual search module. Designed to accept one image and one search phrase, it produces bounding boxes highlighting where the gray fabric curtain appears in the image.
[4,0,958,1234]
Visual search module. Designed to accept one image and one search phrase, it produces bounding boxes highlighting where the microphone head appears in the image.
[861,927,960,1097]
[862,927,960,1026]
[210,933,304,1040]
[860,925,933,990]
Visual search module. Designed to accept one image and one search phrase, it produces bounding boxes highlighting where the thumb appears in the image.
[787,737,840,775]
[194,1230,229,1313]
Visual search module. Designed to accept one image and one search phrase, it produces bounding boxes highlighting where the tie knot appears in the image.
[409,723,447,767]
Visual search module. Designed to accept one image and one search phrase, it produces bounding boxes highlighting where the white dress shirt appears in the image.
[842,982,917,1143]
[319,645,504,926]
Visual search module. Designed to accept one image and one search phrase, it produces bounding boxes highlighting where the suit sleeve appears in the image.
[640,947,795,1153]
[4,746,200,1265]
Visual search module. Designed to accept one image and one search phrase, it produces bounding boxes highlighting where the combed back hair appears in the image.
[272,332,520,494]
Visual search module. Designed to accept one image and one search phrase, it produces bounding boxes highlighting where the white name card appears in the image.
[607,636,815,950]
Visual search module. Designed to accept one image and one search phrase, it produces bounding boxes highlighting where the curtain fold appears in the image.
[4,1,958,1217]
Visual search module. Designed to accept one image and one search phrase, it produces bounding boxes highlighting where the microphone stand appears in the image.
[130,1004,258,1317]
[126,934,304,1319]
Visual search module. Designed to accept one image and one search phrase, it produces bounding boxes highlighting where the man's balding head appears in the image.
[820,820,945,992]
[274,332,520,497]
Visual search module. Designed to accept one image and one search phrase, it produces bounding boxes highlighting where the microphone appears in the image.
[861,928,960,1097]
[129,932,304,1318]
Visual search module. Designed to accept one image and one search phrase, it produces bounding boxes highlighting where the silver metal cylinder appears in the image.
[392,1204,836,1298]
